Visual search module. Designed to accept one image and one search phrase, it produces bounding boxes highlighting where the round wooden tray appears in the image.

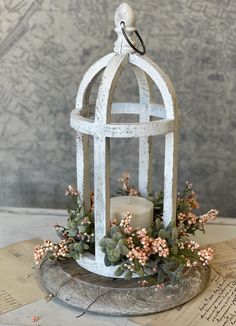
[40,259,210,316]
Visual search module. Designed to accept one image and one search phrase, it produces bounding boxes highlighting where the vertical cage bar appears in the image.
[163,131,178,226]
[76,133,90,210]
[93,136,110,262]
[134,67,153,197]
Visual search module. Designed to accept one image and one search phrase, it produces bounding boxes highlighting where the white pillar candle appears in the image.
[110,196,154,230]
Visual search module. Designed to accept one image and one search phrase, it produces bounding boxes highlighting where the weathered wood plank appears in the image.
[75,53,115,112]
[76,133,90,210]
[71,115,175,138]
[74,54,115,212]
[129,54,179,226]
[129,54,178,120]
[40,259,210,316]
[133,66,153,197]
[93,136,110,265]
[95,54,128,123]
[163,131,178,227]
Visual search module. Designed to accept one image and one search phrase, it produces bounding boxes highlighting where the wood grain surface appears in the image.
[40,259,210,316]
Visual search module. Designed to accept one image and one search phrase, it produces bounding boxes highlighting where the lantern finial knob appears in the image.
[114,3,136,54]
[114,3,136,28]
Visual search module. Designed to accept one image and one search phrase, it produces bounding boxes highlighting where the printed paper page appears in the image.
[0,239,46,314]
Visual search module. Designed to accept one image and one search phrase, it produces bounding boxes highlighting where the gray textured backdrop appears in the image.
[0,0,236,216]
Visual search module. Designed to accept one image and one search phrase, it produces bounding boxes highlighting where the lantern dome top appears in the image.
[71,51,179,137]
[71,3,179,133]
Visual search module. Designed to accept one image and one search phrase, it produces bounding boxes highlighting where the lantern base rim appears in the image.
[75,253,156,278]
[40,258,210,316]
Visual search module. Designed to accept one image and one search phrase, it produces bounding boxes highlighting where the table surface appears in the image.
[0,207,236,326]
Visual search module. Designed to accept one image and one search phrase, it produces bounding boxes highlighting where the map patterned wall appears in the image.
[0,0,236,216]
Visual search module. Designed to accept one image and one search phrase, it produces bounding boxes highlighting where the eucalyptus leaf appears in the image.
[68,229,77,237]
[124,270,133,280]
[113,247,121,259]
[67,221,77,229]
[74,242,85,253]
[110,226,120,236]
[99,238,106,248]
[107,248,121,263]
[106,239,116,250]
[74,253,81,260]
[112,232,123,242]
[114,265,125,277]
[80,207,85,216]
[119,243,129,256]
[133,259,142,272]
[158,229,168,239]
[172,244,178,255]
[104,254,112,266]
[136,269,145,277]
[77,225,86,233]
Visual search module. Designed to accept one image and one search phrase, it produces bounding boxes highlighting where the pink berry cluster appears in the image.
[178,240,200,251]
[155,283,164,290]
[177,181,199,209]
[178,240,214,267]
[110,217,118,226]
[185,258,198,268]
[81,216,91,225]
[198,247,214,266]
[138,279,149,286]
[177,212,197,225]
[177,182,219,233]
[34,239,72,265]
[118,172,138,196]
[118,172,130,192]
[126,245,149,267]
[120,214,169,269]
[177,209,218,232]
[65,185,79,196]
[34,240,54,264]
[198,209,219,224]
[152,238,169,257]
[120,212,133,234]
[178,240,200,267]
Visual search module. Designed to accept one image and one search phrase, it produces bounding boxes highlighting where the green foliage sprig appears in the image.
[34,179,218,288]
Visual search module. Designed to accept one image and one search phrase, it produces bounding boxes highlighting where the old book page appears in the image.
[130,238,236,326]
[1,237,236,323]
[0,239,46,314]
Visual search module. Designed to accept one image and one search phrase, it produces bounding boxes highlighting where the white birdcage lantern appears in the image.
[70,3,179,278]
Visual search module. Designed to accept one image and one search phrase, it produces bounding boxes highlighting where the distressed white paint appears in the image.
[133,67,153,197]
[89,102,166,118]
[129,53,178,227]
[70,3,180,277]
[113,3,136,54]
[75,53,115,112]
[94,54,128,263]
[95,54,128,123]
[93,136,110,263]
[71,113,175,137]
[74,53,115,207]
[75,133,90,210]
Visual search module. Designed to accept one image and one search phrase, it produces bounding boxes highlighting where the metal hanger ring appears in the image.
[120,21,146,55]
